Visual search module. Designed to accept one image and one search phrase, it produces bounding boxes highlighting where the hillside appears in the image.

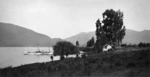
[0,22,61,47]
[65,29,150,45]
[65,32,95,46]
[123,29,150,44]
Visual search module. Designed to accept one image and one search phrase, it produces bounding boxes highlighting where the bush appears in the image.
[138,42,150,47]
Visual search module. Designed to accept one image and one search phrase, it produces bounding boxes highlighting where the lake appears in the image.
[0,47,60,68]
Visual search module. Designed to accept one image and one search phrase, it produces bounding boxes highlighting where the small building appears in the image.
[103,44,112,52]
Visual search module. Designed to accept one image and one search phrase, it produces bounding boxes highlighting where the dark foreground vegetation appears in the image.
[0,47,150,77]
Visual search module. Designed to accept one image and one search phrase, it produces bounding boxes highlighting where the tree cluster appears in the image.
[138,42,150,47]
[95,9,126,52]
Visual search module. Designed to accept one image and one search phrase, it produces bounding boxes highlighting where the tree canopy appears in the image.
[53,41,79,60]
[102,9,125,46]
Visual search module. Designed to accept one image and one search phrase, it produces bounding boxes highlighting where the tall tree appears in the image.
[95,19,108,53]
[76,41,79,46]
[95,19,102,40]
[102,9,125,47]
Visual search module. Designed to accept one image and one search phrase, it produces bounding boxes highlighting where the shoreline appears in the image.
[0,47,149,77]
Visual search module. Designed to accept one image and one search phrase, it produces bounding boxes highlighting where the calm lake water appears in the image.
[0,47,60,68]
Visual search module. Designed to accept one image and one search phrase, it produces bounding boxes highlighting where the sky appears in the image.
[0,0,150,39]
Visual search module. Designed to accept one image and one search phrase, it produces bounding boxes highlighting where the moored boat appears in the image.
[24,50,53,55]
[24,45,54,55]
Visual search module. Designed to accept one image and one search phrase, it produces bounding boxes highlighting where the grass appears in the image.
[0,47,150,77]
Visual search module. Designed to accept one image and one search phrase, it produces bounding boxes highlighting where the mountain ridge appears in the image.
[0,22,62,47]
[0,22,150,47]
[65,29,150,45]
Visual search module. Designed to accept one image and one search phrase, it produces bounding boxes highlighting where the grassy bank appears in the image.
[0,47,150,77]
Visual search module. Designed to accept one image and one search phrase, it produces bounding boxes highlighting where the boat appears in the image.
[24,44,53,55]
[24,50,53,55]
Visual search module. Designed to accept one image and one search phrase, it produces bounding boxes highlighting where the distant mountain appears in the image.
[0,22,62,47]
[65,29,150,45]
[1,22,149,47]
[65,32,95,46]
[123,29,150,44]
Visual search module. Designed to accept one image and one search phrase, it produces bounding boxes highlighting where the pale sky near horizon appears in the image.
[0,0,150,39]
